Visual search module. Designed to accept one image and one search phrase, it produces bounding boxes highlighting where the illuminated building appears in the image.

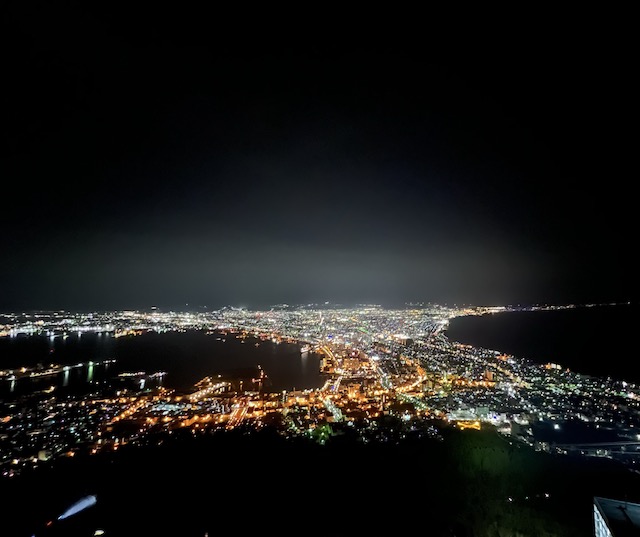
[594,496,640,536]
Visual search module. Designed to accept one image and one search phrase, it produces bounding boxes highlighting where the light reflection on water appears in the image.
[0,330,324,398]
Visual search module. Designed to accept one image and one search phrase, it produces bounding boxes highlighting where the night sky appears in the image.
[2,7,635,311]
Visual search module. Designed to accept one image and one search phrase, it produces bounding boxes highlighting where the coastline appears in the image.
[444,302,637,382]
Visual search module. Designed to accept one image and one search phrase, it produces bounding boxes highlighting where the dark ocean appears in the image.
[0,330,324,398]
[445,303,637,383]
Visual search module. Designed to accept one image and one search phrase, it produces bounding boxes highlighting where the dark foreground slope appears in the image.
[2,421,639,537]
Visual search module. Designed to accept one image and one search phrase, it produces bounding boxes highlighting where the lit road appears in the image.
[226,399,249,429]
[319,345,337,362]
[323,398,343,422]
[376,366,392,389]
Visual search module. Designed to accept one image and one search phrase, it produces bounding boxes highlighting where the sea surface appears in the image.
[0,330,324,398]
[445,303,637,383]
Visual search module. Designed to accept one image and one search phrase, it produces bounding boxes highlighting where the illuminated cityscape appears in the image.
[2,6,636,535]
[2,302,639,482]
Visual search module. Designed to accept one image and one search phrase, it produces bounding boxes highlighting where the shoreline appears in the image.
[444,303,637,382]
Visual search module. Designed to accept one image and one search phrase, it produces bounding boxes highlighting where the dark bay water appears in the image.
[0,330,324,396]
[446,303,637,383]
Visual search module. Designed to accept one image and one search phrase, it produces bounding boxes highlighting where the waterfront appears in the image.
[445,303,637,383]
[1,303,640,536]
[0,330,324,398]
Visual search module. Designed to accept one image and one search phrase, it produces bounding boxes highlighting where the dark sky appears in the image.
[2,7,636,310]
